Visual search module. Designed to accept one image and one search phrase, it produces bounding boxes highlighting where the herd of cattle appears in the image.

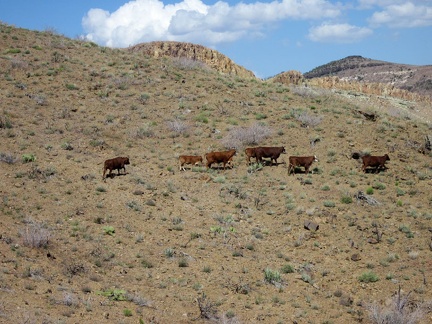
[102,148,390,179]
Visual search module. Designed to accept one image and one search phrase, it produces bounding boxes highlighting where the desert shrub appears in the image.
[89,139,105,148]
[195,112,209,123]
[131,124,154,138]
[264,268,282,285]
[0,152,18,164]
[366,187,374,195]
[61,142,74,150]
[112,77,130,90]
[22,154,36,163]
[123,309,132,317]
[359,271,379,283]
[399,224,413,238]
[97,288,127,301]
[178,258,189,267]
[11,58,28,70]
[296,111,323,128]
[0,115,13,129]
[164,248,175,258]
[65,83,78,90]
[138,93,150,104]
[281,264,295,274]
[247,162,263,174]
[141,259,153,268]
[27,165,56,180]
[323,201,335,208]
[196,292,218,320]
[126,293,151,307]
[340,193,353,204]
[166,119,189,135]
[103,226,115,235]
[221,122,271,149]
[367,287,430,324]
[20,222,51,248]
[373,182,386,190]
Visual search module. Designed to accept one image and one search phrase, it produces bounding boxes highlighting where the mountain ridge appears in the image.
[303,55,432,99]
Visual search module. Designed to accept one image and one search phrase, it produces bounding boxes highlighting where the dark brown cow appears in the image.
[254,146,286,165]
[288,155,318,175]
[205,149,236,170]
[361,154,390,173]
[245,147,259,165]
[179,155,203,171]
[103,156,130,179]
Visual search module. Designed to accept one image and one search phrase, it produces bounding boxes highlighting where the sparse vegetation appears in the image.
[20,221,51,248]
[0,25,431,324]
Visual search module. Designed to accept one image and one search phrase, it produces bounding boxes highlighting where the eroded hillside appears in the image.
[1,24,432,324]
[304,56,432,100]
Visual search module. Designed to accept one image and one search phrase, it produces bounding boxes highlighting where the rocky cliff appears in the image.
[128,41,256,79]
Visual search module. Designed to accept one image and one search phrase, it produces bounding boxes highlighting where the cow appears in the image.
[361,154,390,173]
[103,156,130,179]
[288,155,318,175]
[179,155,203,171]
[245,147,259,165]
[205,149,236,170]
[254,146,286,165]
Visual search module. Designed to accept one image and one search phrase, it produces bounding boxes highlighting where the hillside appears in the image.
[128,41,256,79]
[1,24,432,324]
[303,56,432,99]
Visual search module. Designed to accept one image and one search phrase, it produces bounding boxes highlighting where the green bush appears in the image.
[358,271,379,283]
[22,154,36,163]
[341,194,353,204]
[281,264,295,274]
[97,288,127,301]
[264,268,281,284]
[123,309,132,317]
[323,201,335,208]
[372,182,386,190]
[103,226,115,236]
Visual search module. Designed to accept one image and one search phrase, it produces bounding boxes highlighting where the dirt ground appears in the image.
[1,24,432,324]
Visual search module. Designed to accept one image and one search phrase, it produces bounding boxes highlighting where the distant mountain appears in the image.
[304,56,432,99]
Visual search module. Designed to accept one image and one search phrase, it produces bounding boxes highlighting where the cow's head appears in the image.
[384,154,390,161]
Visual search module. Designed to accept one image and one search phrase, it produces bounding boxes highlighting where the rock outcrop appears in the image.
[128,41,256,79]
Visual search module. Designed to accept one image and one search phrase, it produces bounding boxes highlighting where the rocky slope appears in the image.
[128,41,256,79]
[304,56,432,99]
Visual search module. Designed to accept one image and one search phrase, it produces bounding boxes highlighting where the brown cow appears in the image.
[205,149,236,170]
[361,154,390,173]
[103,156,130,179]
[254,147,286,165]
[288,155,318,175]
[245,147,259,165]
[179,155,203,171]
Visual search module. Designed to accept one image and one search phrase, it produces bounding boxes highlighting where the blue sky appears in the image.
[1,0,431,78]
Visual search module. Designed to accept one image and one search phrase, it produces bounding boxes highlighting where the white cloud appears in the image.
[368,2,432,28]
[82,0,341,47]
[308,23,373,43]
